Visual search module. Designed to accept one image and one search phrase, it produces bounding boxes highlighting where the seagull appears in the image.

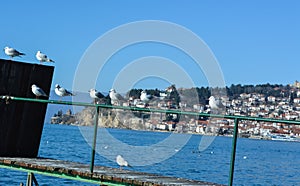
[36,51,54,63]
[55,84,74,98]
[140,90,159,107]
[31,84,48,98]
[116,155,131,169]
[140,90,154,103]
[209,96,225,109]
[89,88,104,104]
[198,96,225,152]
[4,46,25,60]
[109,89,124,105]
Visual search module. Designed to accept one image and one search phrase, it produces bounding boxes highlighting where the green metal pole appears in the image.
[26,172,33,186]
[228,118,239,186]
[90,106,100,173]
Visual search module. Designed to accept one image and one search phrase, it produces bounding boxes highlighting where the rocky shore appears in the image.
[50,107,152,131]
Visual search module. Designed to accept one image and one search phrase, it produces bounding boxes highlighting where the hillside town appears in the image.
[51,82,300,141]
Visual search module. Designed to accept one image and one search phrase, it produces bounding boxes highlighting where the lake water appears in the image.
[1,124,300,186]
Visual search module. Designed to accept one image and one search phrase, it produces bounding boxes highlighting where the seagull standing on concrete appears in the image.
[89,88,104,104]
[55,84,74,99]
[4,46,25,60]
[31,84,48,99]
[109,89,124,105]
[36,51,54,63]
[116,155,131,169]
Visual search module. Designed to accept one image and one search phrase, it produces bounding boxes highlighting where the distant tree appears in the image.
[244,85,254,94]
[127,89,142,98]
[57,110,63,117]
[226,86,233,97]
[290,92,296,105]
[229,84,244,98]
[278,109,284,116]
[145,89,161,97]
[105,95,112,105]
[167,85,180,108]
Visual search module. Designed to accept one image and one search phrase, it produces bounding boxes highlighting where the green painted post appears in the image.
[90,106,100,173]
[26,172,32,186]
[228,118,239,186]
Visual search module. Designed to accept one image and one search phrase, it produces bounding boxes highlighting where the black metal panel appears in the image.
[0,59,54,157]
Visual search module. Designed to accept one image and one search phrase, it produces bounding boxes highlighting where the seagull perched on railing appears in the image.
[36,51,54,63]
[116,155,131,169]
[4,46,25,60]
[55,84,74,99]
[31,84,48,99]
[89,88,104,104]
[209,96,225,111]
[140,90,159,107]
[109,89,124,105]
[140,90,154,103]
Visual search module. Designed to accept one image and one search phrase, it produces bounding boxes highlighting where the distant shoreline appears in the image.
[47,122,300,143]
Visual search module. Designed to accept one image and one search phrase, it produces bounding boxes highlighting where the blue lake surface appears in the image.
[1,124,300,185]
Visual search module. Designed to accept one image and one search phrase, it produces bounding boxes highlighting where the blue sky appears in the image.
[1,1,299,93]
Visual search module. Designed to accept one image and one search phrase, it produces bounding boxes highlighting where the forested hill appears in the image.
[226,84,293,98]
[127,83,297,105]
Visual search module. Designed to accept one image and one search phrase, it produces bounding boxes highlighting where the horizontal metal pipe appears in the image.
[0,164,123,186]
[1,95,300,125]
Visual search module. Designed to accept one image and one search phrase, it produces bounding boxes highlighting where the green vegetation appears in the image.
[126,83,294,106]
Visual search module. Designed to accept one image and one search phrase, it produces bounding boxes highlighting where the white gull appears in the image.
[109,89,124,105]
[4,46,25,59]
[116,155,131,169]
[55,84,74,98]
[36,51,54,63]
[31,84,48,98]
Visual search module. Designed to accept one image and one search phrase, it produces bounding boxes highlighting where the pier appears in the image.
[0,157,220,186]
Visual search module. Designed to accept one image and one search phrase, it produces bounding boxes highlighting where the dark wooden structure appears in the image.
[0,157,223,185]
[0,59,54,157]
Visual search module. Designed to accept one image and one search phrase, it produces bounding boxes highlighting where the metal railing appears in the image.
[1,95,300,186]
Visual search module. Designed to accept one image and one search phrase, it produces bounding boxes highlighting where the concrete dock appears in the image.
[0,157,223,185]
